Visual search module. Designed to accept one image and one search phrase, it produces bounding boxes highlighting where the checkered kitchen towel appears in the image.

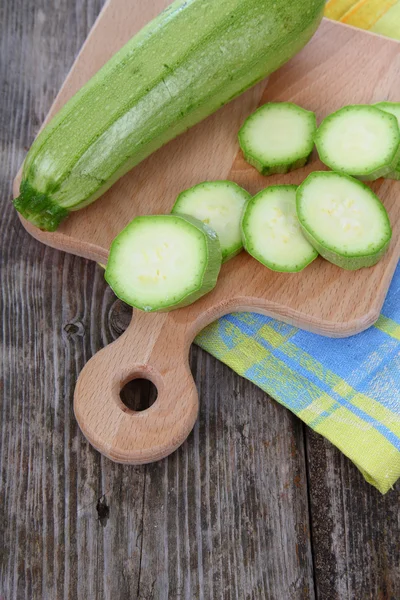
[196,3,400,494]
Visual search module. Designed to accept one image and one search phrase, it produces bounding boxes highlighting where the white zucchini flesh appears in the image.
[171,181,251,262]
[241,185,318,272]
[296,171,392,270]
[315,105,400,181]
[105,214,222,311]
[238,102,317,175]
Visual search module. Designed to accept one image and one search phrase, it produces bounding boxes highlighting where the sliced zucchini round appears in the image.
[105,214,222,311]
[238,102,317,176]
[315,105,400,181]
[374,102,400,180]
[241,185,318,272]
[296,171,392,270]
[171,180,250,262]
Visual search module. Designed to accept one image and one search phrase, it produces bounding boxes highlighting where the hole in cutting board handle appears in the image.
[119,378,158,413]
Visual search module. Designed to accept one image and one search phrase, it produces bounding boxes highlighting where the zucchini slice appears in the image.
[241,185,318,272]
[105,214,222,311]
[315,105,400,181]
[171,181,250,262]
[238,102,317,176]
[296,171,392,270]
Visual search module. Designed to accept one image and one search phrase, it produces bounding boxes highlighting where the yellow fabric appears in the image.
[325,0,400,38]
[340,0,398,29]
[371,0,400,38]
[325,0,359,20]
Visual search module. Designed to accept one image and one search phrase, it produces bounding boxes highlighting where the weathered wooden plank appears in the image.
[306,431,400,600]
[0,1,144,599]
[137,346,314,600]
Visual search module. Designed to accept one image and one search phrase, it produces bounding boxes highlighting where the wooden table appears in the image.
[1,1,399,598]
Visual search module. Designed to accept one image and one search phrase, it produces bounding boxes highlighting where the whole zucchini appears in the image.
[14,0,325,231]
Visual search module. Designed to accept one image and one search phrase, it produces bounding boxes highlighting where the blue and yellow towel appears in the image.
[196,4,400,494]
[196,264,400,494]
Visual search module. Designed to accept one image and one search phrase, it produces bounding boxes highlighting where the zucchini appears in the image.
[314,105,400,181]
[241,185,318,272]
[14,0,325,231]
[105,214,222,311]
[171,180,250,262]
[238,102,316,175]
[296,171,392,270]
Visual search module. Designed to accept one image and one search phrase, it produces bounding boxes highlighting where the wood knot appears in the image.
[63,321,84,336]
[108,299,132,338]
[96,495,110,527]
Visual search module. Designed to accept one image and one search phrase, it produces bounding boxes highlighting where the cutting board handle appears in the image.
[74,309,199,463]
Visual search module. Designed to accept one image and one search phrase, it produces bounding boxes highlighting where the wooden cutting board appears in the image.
[13,1,400,464]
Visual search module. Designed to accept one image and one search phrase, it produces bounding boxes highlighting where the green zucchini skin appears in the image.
[386,168,400,181]
[299,227,391,270]
[374,102,400,180]
[244,153,312,177]
[15,0,325,231]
